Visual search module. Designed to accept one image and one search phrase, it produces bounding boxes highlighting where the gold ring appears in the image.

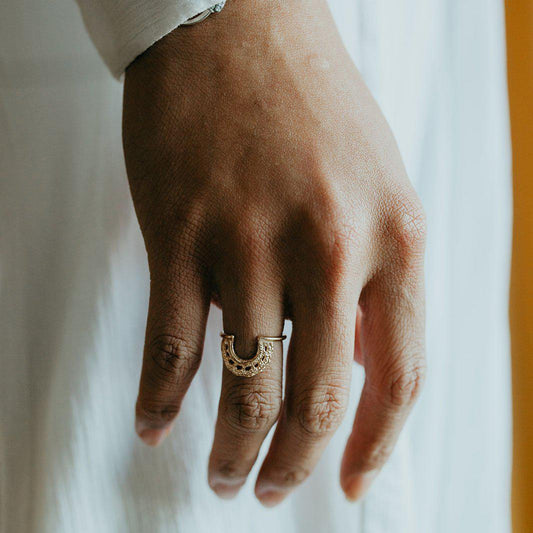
[220,332,286,378]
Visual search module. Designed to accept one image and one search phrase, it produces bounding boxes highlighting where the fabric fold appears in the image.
[75,0,221,78]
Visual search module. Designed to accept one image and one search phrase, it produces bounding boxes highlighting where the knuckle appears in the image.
[232,214,271,258]
[143,200,207,259]
[294,384,348,437]
[223,382,280,433]
[319,200,360,256]
[387,194,427,256]
[305,215,361,296]
[328,220,360,271]
[221,214,274,280]
[384,360,426,407]
[147,334,201,384]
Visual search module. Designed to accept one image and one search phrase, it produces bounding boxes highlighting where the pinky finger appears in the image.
[341,271,426,500]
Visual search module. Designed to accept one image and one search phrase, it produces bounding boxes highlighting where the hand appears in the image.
[123,0,426,506]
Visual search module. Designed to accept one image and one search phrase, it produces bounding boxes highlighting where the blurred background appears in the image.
[506,1,533,533]
[0,1,529,530]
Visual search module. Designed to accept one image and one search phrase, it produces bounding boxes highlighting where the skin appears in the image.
[123,0,426,507]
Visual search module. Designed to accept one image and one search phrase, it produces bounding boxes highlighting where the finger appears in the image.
[340,243,426,500]
[135,261,210,446]
[255,289,357,507]
[208,259,284,499]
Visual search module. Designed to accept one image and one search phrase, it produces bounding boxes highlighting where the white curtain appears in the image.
[0,0,511,531]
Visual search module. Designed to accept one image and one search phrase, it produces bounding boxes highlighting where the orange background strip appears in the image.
[506,2,533,532]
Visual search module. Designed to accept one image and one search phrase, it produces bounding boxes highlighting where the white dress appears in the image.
[0,0,512,532]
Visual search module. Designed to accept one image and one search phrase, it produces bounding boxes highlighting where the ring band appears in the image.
[220,332,286,378]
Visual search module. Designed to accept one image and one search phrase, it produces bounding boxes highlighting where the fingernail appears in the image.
[257,489,286,508]
[256,482,287,508]
[136,420,172,446]
[138,428,166,446]
[344,471,378,502]
[209,482,242,500]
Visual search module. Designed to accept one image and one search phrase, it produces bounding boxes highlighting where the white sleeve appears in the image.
[75,0,221,79]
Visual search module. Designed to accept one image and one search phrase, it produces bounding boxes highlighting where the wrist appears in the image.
[126,0,338,84]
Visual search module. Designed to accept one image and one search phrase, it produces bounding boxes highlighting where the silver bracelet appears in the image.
[182,1,227,26]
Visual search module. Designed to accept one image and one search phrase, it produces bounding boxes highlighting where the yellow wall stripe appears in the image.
[506,2,533,532]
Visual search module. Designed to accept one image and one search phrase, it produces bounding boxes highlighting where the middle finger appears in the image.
[255,287,357,506]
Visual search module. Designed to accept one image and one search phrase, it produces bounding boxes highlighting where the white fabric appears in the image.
[0,0,512,532]
[75,0,222,77]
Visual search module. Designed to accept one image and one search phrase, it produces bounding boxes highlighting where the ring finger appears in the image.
[208,258,285,499]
